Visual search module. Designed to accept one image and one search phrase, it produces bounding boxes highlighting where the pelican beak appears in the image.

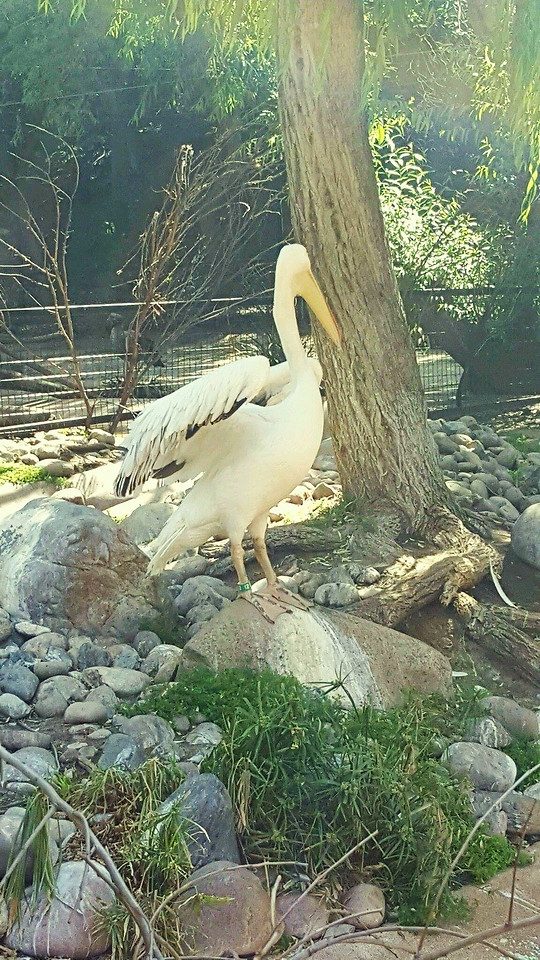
[301,269,341,346]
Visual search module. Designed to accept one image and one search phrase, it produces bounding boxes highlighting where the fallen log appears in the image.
[453,591,540,685]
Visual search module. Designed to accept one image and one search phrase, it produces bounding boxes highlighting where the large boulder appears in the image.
[158,773,240,867]
[183,601,453,708]
[0,499,160,638]
[5,860,115,958]
[511,503,540,570]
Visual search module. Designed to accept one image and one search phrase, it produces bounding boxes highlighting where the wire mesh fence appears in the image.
[3,287,536,438]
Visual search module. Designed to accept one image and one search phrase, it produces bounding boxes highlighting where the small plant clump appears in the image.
[0,463,71,487]
[127,667,519,923]
[504,737,540,788]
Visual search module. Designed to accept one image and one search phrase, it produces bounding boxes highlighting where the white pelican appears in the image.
[115,244,340,617]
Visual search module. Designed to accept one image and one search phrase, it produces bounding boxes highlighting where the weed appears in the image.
[304,494,370,530]
[128,667,514,923]
[504,738,540,788]
[502,430,540,457]
[4,792,55,918]
[0,463,71,487]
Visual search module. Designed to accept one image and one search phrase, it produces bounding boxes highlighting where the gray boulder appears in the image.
[133,630,161,657]
[0,609,12,642]
[0,806,58,881]
[463,716,512,750]
[483,696,540,741]
[85,683,118,719]
[1,746,58,795]
[34,675,87,718]
[0,662,39,702]
[120,502,175,545]
[174,576,236,616]
[76,641,112,670]
[119,714,175,758]
[83,666,150,698]
[0,499,160,638]
[0,692,31,720]
[159,773,240,867]
[98,734,146,771]
[314,582,359,607]
[5,860,115,958]
[443,742,517,791]
[511,503,540,570]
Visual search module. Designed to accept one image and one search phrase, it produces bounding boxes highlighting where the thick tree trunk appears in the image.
[276,0,446,532]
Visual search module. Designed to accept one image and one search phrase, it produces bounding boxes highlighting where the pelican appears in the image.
[115,244,340,617]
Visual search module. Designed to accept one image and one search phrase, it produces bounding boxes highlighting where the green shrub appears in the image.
[0,463,70,487]
[504,737,540,788]
[130,668,515,923]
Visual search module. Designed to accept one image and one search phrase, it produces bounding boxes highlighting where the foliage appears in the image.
[55,758,191,960]
[127,668,515,923]
[504,738,540,790]
[4,792,55,918]
[0,463,70,487]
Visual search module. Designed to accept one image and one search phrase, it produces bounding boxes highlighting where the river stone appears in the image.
[0,893,7,936]
[464,716,512,749]
[0,609,12,642]
[177,860,275,956]
[170,554,211,583]
[76,641,112,670]
[524,782,540,800]
[0,499,160,637]
[120,502,175,545]
[0,727,52,751]
[98,734,146,771]
[443,742,517,791]
[275,893,329,939]
[21,633,67,658]
[0,807,58,881]
[83,666,150,698]
[174,575,236,616]
[470,792,509,835]
[34,675,87,718]
[183,602,453,709]
[159,773,240,867]
[0,662,39,702]
[142,644,183,679]
[314,582,359,607]
[119,714,175,757]
[63,700,110,725]
[5,860,115,958]
[0,692,31,720]
[473,789,540,835]
[342,883,385,929]
[1,746,58,794]
[33,650,73,680]
[133,630,161,657]
[85,683,118,718]
[15,622,51,639]
[511,503,540,570]
[484,696,540,740]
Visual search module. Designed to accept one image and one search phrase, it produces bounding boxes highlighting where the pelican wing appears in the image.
[253,357,323,407]
[115,355,271,497]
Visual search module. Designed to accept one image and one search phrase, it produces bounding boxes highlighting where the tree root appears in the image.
[452,591,540,685]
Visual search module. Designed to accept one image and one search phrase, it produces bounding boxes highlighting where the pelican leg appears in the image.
[236,526,312,623]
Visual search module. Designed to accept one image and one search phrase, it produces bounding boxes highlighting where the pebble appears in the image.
[1,746,58,794]
[83,666,151,698]
[0,663,39,702]
[342,882,385,930]
[0,692,31,720]
[275,893,329,940]
[63,700,110,725]
[85,684,118,719]
[174,575,236,616]
[33,651,73,680]
[314,582,359,607]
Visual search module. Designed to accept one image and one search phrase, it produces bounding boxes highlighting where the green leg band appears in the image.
[237,581,252,593]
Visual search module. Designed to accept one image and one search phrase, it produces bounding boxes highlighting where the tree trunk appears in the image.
[276,0,446,532]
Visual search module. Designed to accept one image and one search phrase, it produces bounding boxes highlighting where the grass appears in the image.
[126,667,519,924]
[504,738,540,788]
[502,430,540,457]
[0,463,71,487]
[303,493,370,530]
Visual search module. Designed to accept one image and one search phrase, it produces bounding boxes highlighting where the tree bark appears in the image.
[453,591,540,685]
[276,0,446,531]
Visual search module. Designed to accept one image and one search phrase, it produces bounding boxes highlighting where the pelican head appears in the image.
[277,244,341,345]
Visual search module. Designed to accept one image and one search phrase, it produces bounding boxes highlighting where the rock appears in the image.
[511,503,540,570]
[89,428,115,445]
[443,742,517,791]
[14,621,51,639]
[133,630,161,657]
[476,472,502,495]
[142,643,183,679]
[342,883,385,929]
[0,609,12,642]
[313,481,337,500]
[174,575,236,616]
[314,582,359,607]
[0,893,7,937]
[184,603,453,709]
[434,433,458,454]
[34,441,64,460]
[111,645,141,671]
[0,807,58,881]
[0,662,39,702]
[470,793,508,835]
[325,923,356,939]
[83,666,150,698]
[464,717,512,749]
[1,746,58,794]
[497,445,519,469]
[50,818,77,848]
[170,553,210,583]
[21,633,67,658]
[85,684,118,719]
[98,734,146,771]
[275,893,329,939]
[120,714,175,758]
[5,860,115,958]
[186,601,221,626]
[120,502,175,545]
[296,572,328,599]
[51,486,85,504]
[178,860,275,955]
[350,565,381,586]
[0,727,52,750]
[473,790,540,835]
[34,675,87,718]
[38,458,74,478]
[159,773,240,867]
[483,696,540,740]
[33,650,73,680]
[77,641,113,670]
[63,700,109,725]
[470,478,490,499]
[0,499,160,638]
[524,782,540,800]
[0,692,31,720]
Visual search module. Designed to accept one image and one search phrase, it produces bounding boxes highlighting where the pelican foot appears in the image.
[239,583,312,623]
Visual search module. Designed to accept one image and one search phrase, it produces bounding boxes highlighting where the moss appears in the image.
[0,463,71,487]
